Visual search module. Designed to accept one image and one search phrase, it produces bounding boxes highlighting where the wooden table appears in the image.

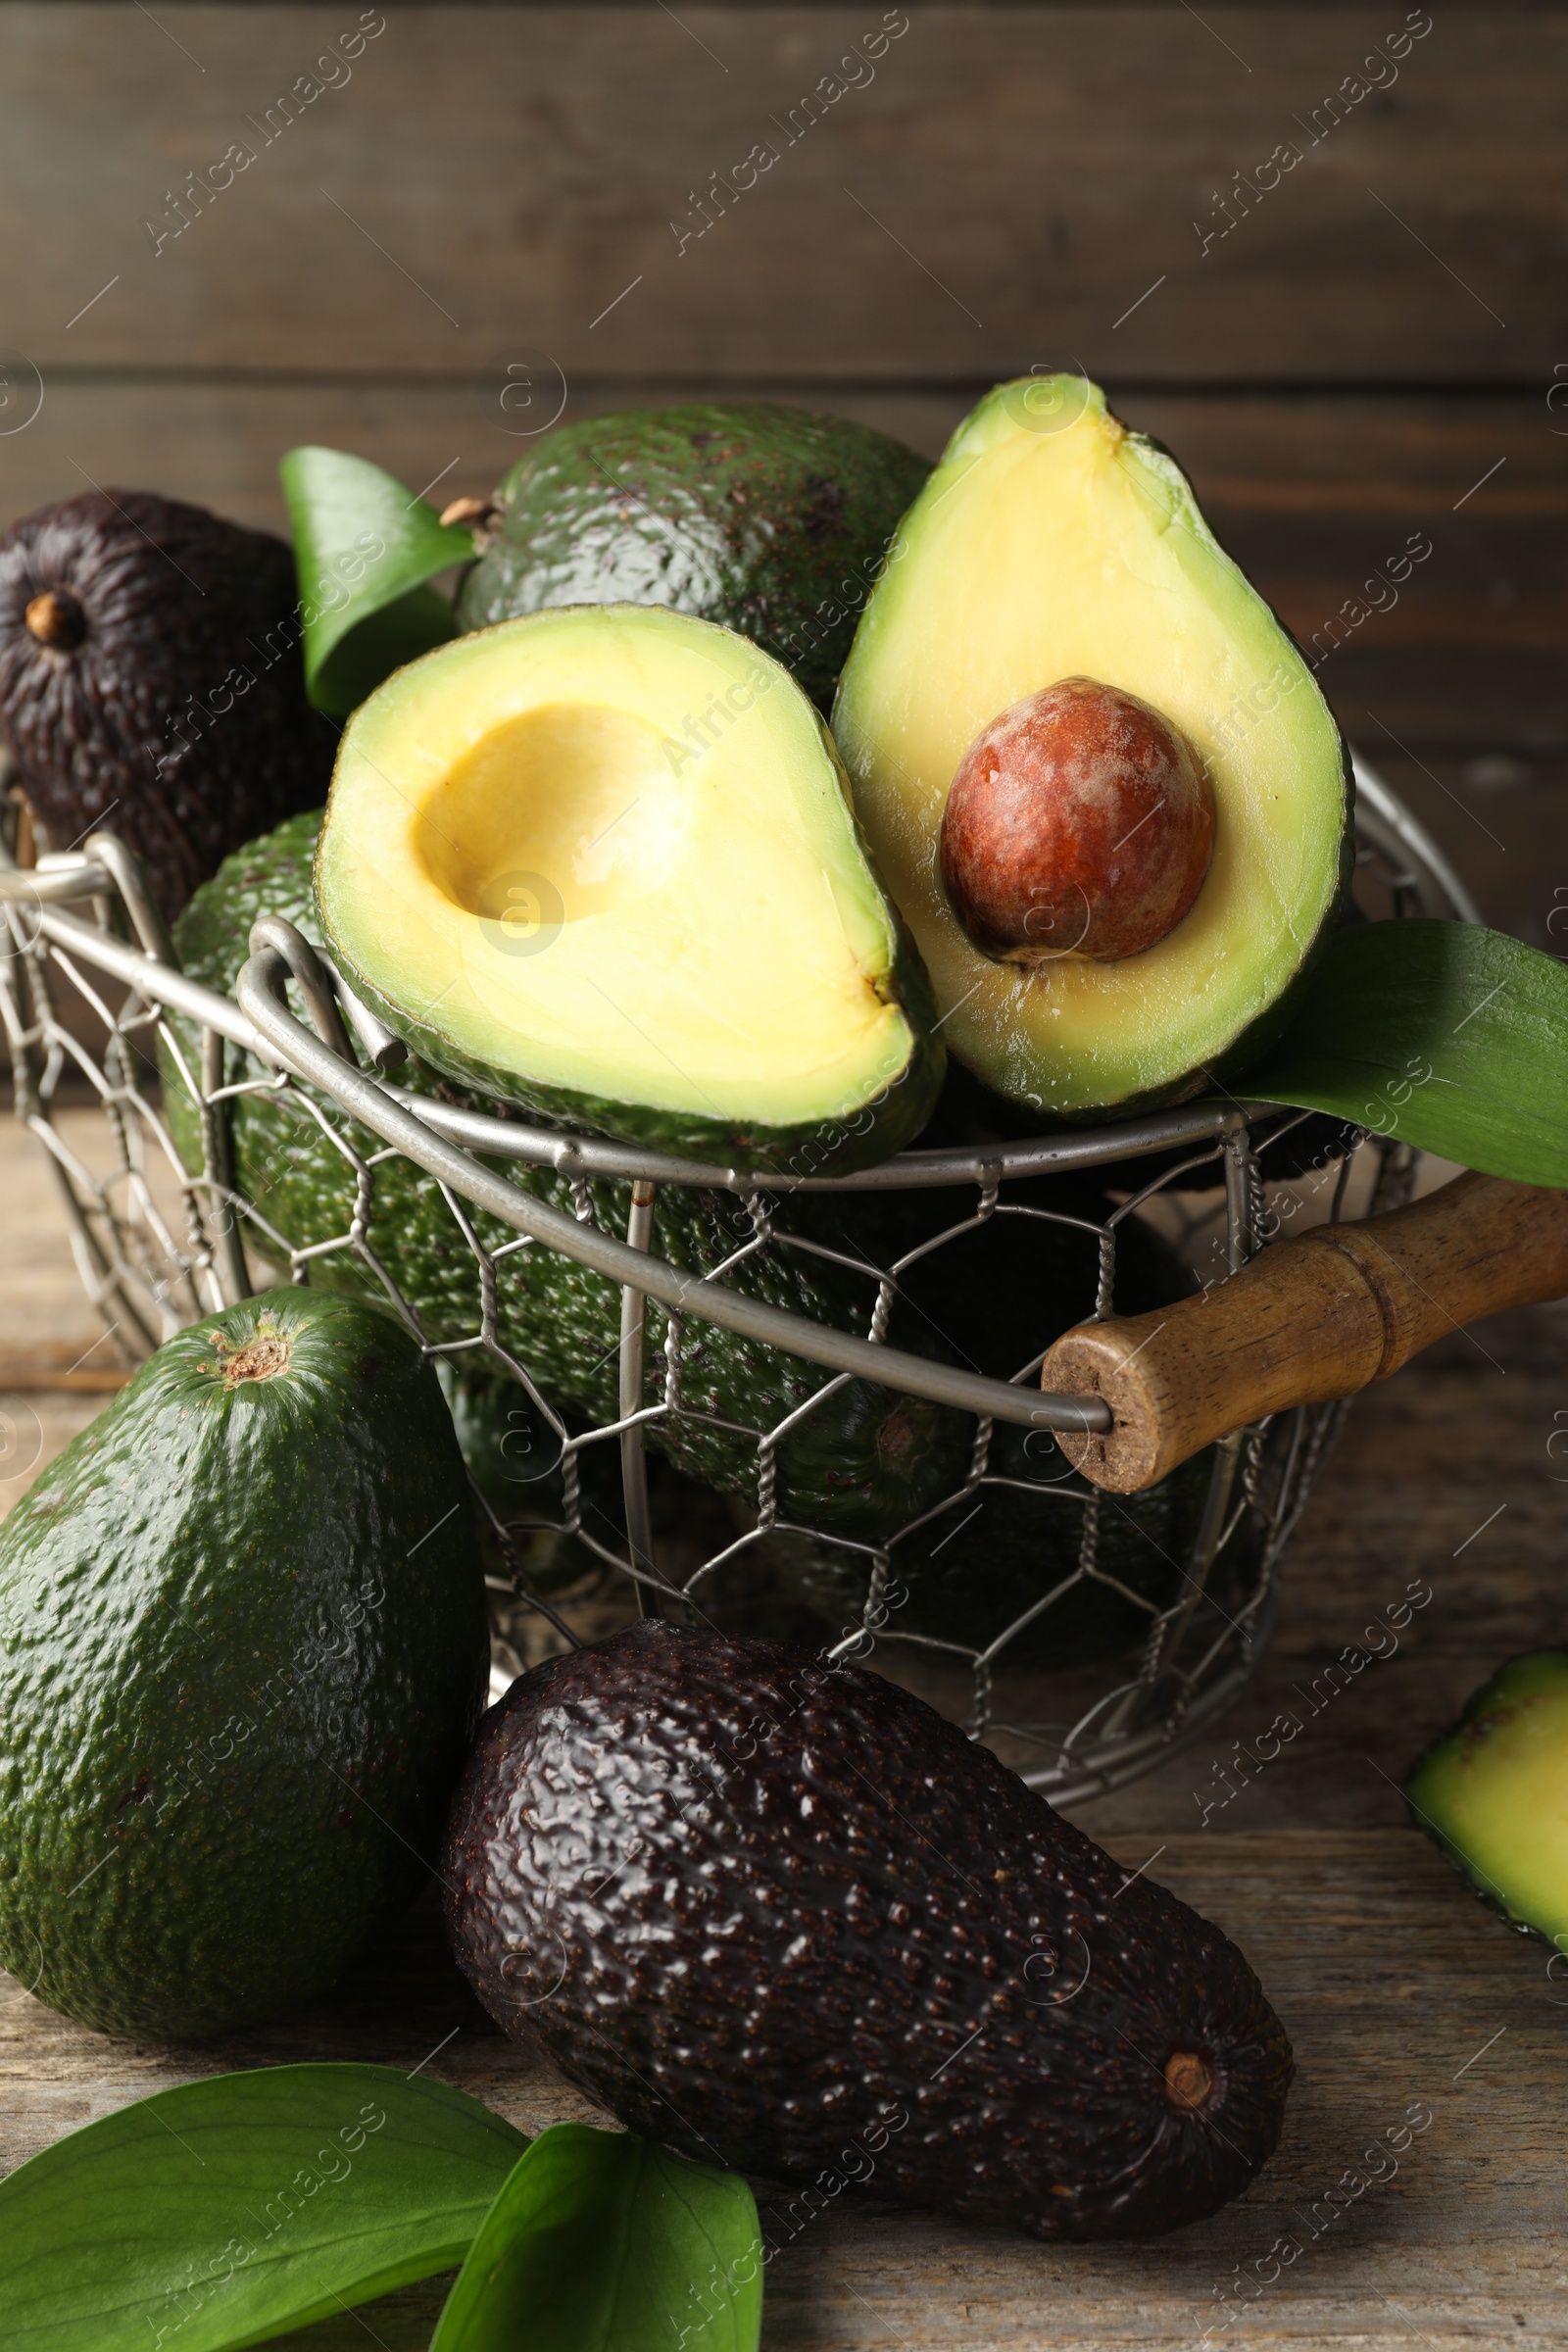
[2,1105,1564,2349]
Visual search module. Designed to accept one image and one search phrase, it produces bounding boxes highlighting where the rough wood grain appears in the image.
[1,10,1558,382]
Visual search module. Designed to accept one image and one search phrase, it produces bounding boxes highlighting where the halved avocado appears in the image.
[832,376,1351,1120]
[1405,1649,1568,1949]
[316,605,942,1172]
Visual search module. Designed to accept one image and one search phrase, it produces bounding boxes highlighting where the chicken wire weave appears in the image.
[0,757,1470,1802]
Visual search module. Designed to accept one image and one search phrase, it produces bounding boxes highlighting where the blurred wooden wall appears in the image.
[1,3,1562,941]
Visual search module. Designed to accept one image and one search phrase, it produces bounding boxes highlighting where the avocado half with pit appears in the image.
[832,375,1351,1120]
[1405,1649,1568,1950]
[315,605,943,1171]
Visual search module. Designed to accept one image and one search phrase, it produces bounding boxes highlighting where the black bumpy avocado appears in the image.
[0,489,333,915]
[443,1623,1293,2239]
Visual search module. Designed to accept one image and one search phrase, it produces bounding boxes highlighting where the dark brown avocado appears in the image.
[442,1622,1293,2240]
[0,489,333,915]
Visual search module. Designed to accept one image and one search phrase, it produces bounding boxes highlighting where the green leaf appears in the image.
[430,2126,762,2352]
[0,2062,529,2352]
[280,446,476,715]
[1246,918,1568,1187]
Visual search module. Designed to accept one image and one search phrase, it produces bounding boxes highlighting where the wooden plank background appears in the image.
[0,6,1563,946]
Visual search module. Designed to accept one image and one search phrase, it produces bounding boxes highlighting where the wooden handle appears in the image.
[1042,1172,1568,1494]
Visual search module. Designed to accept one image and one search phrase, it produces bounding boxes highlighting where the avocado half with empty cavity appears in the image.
[1405,1649,1568,1951]
[832,376,1352,1120]
[315,606,943,1172]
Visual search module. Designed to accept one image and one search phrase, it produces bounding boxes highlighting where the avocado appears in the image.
[164,811,966,1542]
[0,1288,487,2039]
[833,376,1351,1120]
[0,490,333,917]
[1405,1649,1568,1950]
[455,401,931,713]
[443,1622,1294,2239]
[315,605,943,1173]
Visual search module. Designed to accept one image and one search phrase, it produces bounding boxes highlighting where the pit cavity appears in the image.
[414,700,692,931]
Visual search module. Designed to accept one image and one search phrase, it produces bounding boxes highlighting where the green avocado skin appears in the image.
[325,921,944,1180]
[456,402,933,714]
[163,814,967,1542]
[0,1287,487,2040]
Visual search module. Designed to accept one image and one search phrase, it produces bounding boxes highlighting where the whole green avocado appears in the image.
[0,1287,487,2040]
[455,402,932,711]
[443,1622,1294,2240]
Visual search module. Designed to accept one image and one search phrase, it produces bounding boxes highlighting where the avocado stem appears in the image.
[24,588,86,650]
[1164,2050,1213,2110]
[201,1320,294,1387]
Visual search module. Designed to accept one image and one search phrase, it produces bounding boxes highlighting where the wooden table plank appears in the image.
[2,10,1561,383]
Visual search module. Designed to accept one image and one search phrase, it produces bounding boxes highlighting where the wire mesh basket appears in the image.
[0,756,1474,1804]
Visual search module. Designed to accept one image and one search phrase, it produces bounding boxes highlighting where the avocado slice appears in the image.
[444,1621,1295,2239]
[0,1288,487,2040]
[1405,1649,1568,1949]
[833,376,1351,1119]
[456,400,932,713]
[316,606,942,1173]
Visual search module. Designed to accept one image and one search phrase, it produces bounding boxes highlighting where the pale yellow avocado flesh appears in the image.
[1407,1653,1568,1949]
[832,376,1348,1115]
[317,607,923,1136]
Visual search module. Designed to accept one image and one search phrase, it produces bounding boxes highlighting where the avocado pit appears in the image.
[939,677,1215,964]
